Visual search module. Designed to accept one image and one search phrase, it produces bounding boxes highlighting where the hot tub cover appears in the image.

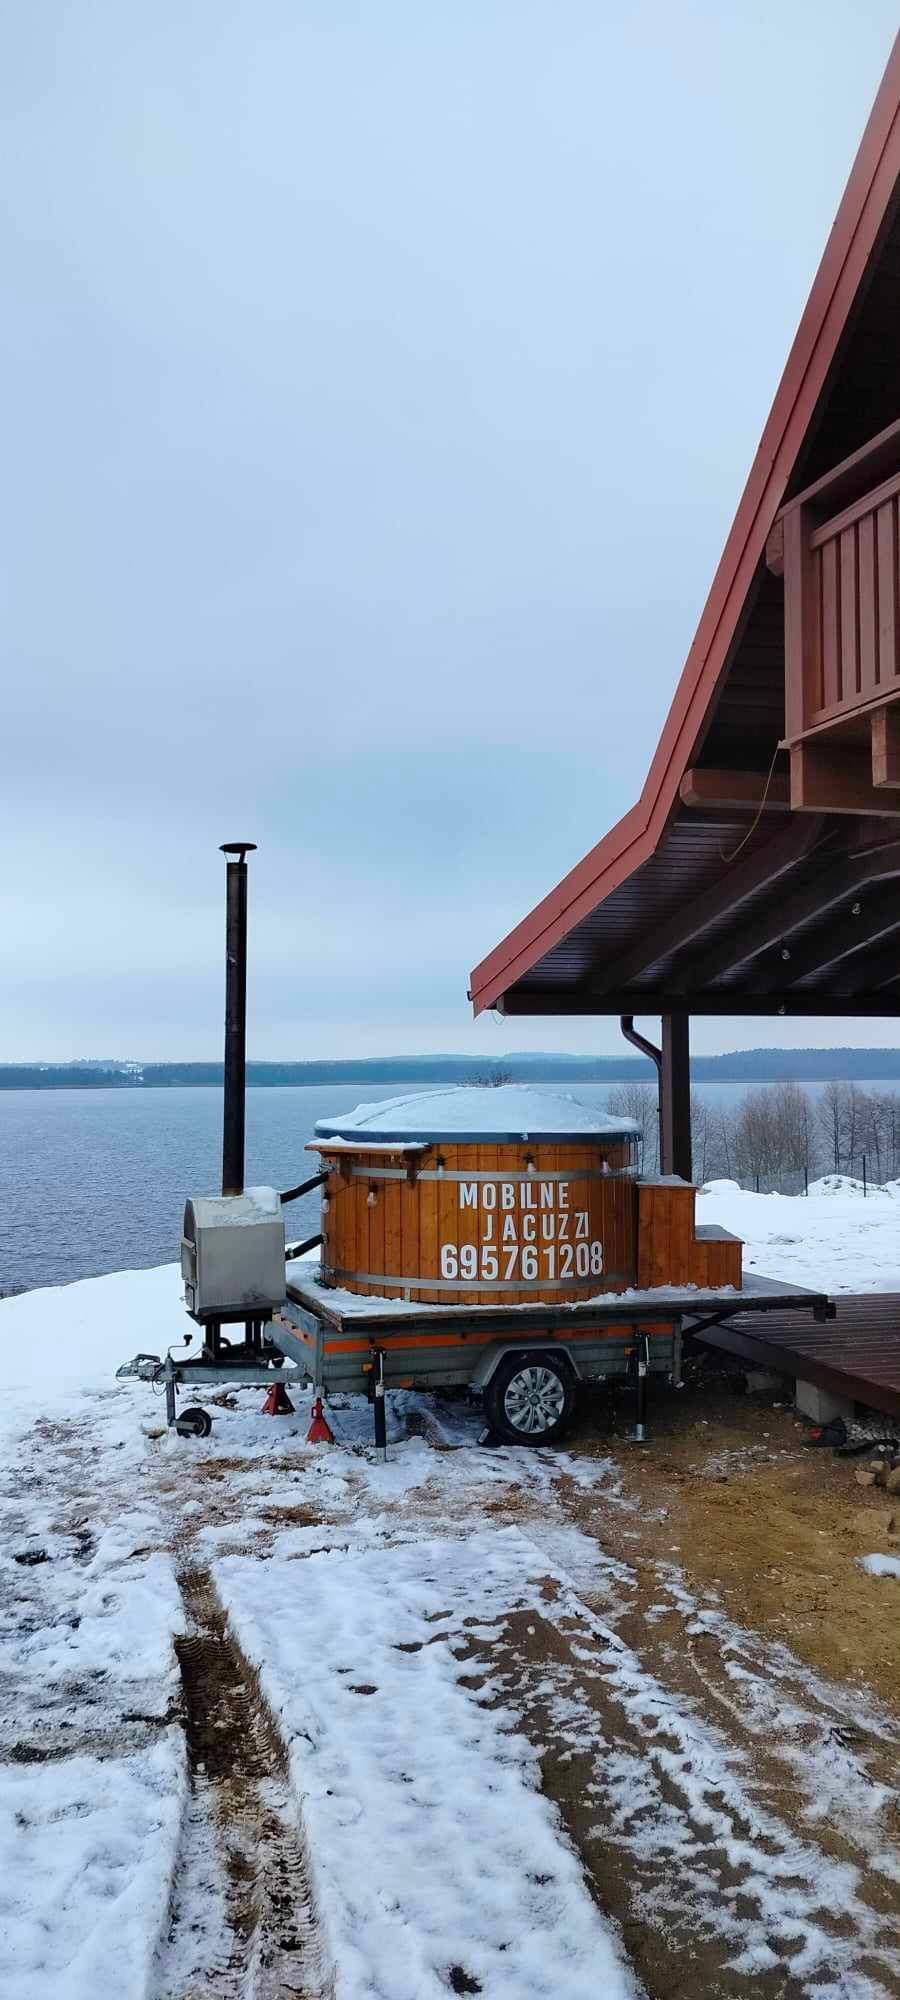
[314,1084,640,1146]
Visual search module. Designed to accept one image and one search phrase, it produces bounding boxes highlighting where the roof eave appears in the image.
[469,32,900,1017]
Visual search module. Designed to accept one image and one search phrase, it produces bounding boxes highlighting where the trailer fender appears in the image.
[468,1342,584,1391]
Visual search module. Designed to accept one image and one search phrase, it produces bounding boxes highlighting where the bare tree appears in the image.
[778,1080,816,1186]
[691,1092,728,1184]
[845,1082,863,1172]
[881,1092,900,1179]
[607,1080,659,1174]
[717,1105,734,1179]
[816,1080,893,1180]
[733,1081,819,1190]
[734,1087,779,1186]
[857,1088,900,1182]
[817,1080,845,1173]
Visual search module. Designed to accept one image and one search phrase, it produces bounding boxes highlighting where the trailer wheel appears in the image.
[175,1406,213,1439]
[484,1354,575,1447]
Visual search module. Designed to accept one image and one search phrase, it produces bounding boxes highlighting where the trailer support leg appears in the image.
[627,1331,650,1444]
[164,1355,178,1429]
[373,1350,387,1460]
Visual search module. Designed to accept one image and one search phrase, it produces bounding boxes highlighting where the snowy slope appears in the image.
[0,1262,185,1396]
[699,1179,900,1292]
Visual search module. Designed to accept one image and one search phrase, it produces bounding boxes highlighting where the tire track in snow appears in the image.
[626,1563,900,1876]
[460,1565,900,1999]
[153,1566,326,2000]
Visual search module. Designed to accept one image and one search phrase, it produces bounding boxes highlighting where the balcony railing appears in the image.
[768,418,900,811]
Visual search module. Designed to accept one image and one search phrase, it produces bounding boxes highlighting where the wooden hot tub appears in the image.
[308,1085,643,1306]
[308,1086,743,1309]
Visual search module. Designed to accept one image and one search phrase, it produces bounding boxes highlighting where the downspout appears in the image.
[619,1015,662,1172]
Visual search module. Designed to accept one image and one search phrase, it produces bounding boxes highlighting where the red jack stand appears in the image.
[261,1382,295,1416]
[306,1395,334,1444]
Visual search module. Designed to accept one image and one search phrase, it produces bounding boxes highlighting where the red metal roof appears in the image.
[470,34,900,1018]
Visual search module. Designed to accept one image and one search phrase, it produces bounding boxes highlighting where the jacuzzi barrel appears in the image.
[310,1086,642,1307]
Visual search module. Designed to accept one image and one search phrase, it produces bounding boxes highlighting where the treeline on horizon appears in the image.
[4,1047,900,1089]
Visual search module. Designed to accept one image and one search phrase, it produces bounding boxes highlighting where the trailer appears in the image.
[148,846,835,1447]
[156,1261,834,1446]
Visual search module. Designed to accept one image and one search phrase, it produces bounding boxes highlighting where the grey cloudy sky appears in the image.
[3,4,898,1063]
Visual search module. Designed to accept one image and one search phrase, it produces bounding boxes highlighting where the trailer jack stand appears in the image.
[165,1357,178,1429]
[306,1394,334,1444]
[262,1382,295,1416]
[372,1350,387,1461]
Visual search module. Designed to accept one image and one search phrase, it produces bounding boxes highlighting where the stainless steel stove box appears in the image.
[181,1187,285,1322]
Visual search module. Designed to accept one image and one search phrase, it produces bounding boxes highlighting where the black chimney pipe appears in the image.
[220,842,256,1197]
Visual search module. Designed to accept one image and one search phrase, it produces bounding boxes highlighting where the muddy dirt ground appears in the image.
[7,1353,900,1999]
[460,1356,900,1997]
[566,1351,900,1710]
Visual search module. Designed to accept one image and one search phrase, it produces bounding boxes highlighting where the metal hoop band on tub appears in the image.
[341,1165,635,1183]
[323,1267,628,1293]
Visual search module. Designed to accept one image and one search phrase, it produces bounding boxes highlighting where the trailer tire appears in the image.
[483,1353,575,1447]
[175,1406,213,1439]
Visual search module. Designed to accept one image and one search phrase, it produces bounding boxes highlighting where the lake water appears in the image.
[1,1079,898,1294]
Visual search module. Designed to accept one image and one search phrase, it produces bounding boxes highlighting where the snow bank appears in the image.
[0,1734,185,2000]
[806,1173,889,1198]
[217,1530,636,2000]
[0,1263,184,1394]
[698,1183,900,1292]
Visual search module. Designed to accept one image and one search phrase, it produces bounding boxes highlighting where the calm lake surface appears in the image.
[1,1079,897,1295]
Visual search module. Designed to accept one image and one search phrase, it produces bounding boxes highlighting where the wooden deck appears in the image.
[696,1293,900,1421]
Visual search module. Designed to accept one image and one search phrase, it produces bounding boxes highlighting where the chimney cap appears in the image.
[220,842,257,859]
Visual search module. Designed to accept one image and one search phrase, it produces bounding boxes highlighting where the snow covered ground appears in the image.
[0,1740,185,2000]
[700,1175,900,1291]
[2,1192,900,1996]
[219,1533,637,2000]
[0,1271,189,1998]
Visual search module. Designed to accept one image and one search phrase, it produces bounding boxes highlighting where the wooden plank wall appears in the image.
[636,1183,742,1289]
[319,1149,740,1303]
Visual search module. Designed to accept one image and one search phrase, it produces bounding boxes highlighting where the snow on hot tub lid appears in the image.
[314,1084,640,1147]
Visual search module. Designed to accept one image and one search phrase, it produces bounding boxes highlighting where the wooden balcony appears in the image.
[767,419,900,814]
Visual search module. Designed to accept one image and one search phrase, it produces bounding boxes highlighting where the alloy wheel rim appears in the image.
[503,1364,565,1435]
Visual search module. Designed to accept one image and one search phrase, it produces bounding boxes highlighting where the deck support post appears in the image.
[660,1013,691,1181]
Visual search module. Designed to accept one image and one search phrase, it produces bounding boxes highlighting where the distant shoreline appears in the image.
[4,1049,900,1089]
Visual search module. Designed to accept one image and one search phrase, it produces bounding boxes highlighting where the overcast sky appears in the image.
[3,4,899,1063]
